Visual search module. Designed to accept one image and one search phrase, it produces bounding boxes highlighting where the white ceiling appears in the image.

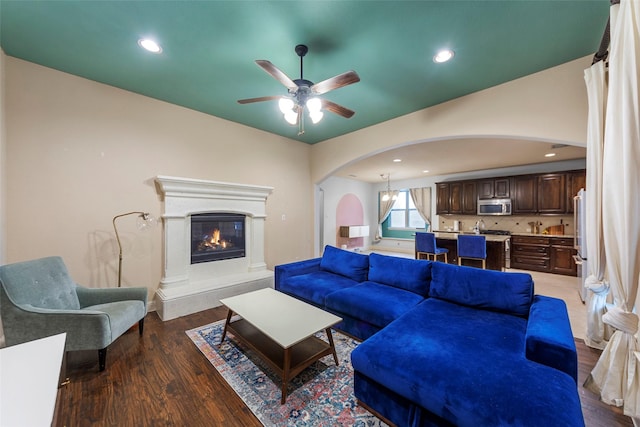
[333,138,587,183]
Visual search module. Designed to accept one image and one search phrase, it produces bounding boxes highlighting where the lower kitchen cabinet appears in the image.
[511,235,577,276]
[511,235,550,273]
[550,238,578,276]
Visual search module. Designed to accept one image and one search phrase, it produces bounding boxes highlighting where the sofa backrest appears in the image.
[368,253,432,296]
[0,256,81,310]
[320,245,369,282]
[429,262,533,317]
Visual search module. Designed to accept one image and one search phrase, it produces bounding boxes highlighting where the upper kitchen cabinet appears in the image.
[537,173,566,214]
[461,181,477,214]
[449,182,463,214]
[436,181,476,215]
[513,173,567,214]
[513,175,538,214]
[436,183,451,215]
[477,178,511,199]
[437,169,584,216]
[566,170,586,213]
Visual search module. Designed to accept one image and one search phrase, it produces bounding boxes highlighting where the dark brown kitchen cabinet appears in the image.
[511,235,550,272]
[566,170,586,214]
[514,173,567,214]
[449,182,463,214]
[436,183,450,214]
[477,180,495,199]
[513,175,538,214]
[462,181,477,214]
[537,173,566,214]
[477,178,510,200]
[511,235,577,276]
[550,237,578,276]
[436,181,476,215]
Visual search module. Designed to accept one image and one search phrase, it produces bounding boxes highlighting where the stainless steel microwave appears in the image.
[477,198,512,216]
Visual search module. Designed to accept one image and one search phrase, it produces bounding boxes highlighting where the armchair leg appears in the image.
[139,318,145,336]
[98,348,107,372]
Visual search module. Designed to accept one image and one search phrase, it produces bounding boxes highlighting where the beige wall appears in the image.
[311,55,591,184]
[4,57,312,301]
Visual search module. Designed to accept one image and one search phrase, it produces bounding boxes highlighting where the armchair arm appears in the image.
[75,286,147,309]
[274,257,322,291]
[525,295,578,383]
[4,304,112,351]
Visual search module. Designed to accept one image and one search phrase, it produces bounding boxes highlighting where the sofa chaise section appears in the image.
[351,261,583,426]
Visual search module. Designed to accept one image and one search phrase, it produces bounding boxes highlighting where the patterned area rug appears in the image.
[186,320,387,426]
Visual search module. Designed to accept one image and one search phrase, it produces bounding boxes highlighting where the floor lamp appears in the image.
[112,211,156,287]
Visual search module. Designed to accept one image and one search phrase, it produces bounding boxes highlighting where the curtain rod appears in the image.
[592,0,621,65]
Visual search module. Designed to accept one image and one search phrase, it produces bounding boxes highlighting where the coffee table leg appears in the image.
[220,309,234,344]
[281,348,291,404]
[326,328,339,366]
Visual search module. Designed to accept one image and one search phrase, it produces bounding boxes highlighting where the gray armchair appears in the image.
[0,256,147,371]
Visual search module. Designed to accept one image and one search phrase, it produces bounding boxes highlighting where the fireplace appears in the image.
[191,213,245,264]
[155,175,274,321]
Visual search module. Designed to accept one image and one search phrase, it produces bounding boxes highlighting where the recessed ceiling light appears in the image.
[545,153,556,158]
[138,38,162,53]
[393,158,402,163]
[433,49,454,63]
[423,170,430,173]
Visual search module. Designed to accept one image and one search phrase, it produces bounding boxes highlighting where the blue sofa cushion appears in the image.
[367,253,432,296]
[277,271,359,307]
[526,295,578,382]
[319,245,369,282]
[325,281,425,329]
[351,299,584,426]
[430,261,533,317]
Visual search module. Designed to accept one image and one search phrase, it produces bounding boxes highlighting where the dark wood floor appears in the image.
[56,307,631,427]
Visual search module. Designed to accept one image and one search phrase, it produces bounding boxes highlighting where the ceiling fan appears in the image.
[237,44,360,135]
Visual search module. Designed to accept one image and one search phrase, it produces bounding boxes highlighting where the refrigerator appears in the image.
[573,189,587,302]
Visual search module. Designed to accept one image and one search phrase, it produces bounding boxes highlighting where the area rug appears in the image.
[186,319,387,426]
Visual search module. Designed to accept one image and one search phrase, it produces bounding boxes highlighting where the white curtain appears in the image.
[585,0,640,419]
[374,190,400,241]
[409,187,432,228]
[584,60,612,350]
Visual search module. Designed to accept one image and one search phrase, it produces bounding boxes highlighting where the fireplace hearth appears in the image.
[191,213,245,264]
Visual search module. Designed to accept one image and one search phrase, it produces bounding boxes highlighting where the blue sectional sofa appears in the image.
[274,245,584,427]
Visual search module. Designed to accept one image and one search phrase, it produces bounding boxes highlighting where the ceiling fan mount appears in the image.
[237,44,360,135]
[294,44,308,58]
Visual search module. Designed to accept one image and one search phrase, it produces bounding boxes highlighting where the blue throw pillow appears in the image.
[430,262,533,316]
[319,245,369,282]
[367,253,432,296]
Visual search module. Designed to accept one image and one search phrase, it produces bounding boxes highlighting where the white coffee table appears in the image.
[219,288,342,404]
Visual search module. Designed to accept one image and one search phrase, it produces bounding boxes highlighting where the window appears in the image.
[388,190,425,229]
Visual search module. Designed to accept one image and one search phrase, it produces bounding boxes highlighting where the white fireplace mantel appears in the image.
[154,175,274,320]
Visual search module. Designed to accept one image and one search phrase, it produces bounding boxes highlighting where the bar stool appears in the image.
[457,234,487,269]
[415,232,448,262]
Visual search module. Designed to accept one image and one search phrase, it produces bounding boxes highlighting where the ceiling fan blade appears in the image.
[311,71,360,95]
[323,100,356,119]
[255,60,298,91]
[237,95,282,104]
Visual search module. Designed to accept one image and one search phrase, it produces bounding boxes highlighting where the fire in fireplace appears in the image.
[191,213,246,264]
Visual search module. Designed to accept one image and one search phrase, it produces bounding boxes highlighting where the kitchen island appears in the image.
[428,231,510,271]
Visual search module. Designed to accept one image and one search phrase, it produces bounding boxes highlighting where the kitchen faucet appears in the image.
[473,219,485,234]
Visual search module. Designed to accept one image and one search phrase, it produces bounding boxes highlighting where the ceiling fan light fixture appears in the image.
[279,97,295,114]
[309,111,323,124]
[284,110,298,125]
[433,49,454,63]
[306,97,322,113]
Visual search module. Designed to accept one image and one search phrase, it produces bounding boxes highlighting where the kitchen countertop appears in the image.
[511,232,575,238]
[431,231,510,243]
[432,230,574,240]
